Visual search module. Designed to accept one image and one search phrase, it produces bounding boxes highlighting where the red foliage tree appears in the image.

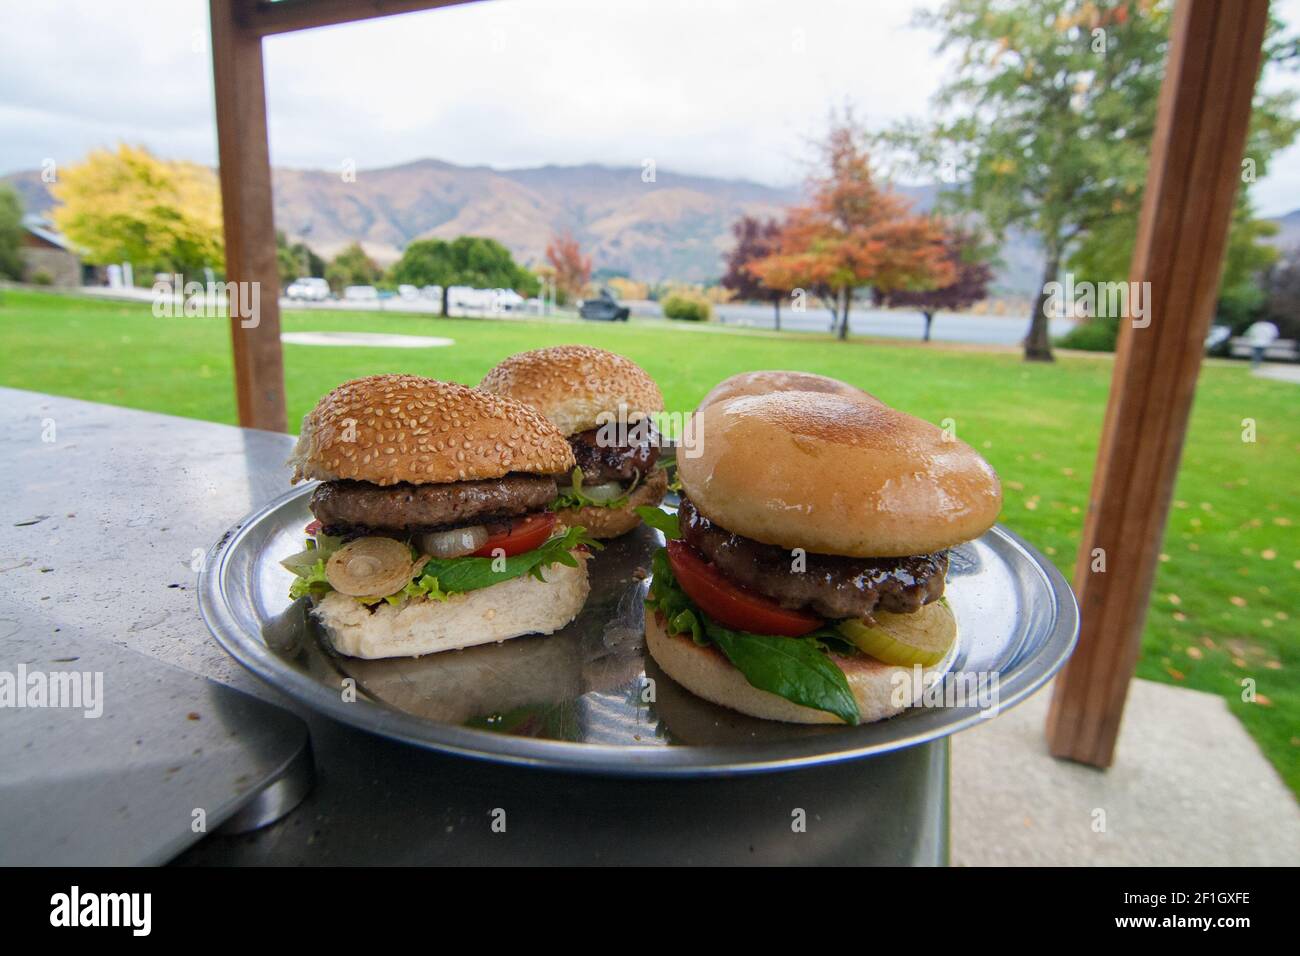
[873,226,993,341]
[749,114,953,341]
[721,215,790,329]
[545,231,592,305]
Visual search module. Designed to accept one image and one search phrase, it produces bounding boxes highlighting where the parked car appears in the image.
[420,285,443,302]
[286,277,331,301]
[343,285,378,302]
[397,284,421,300]
[579,288,630,322]
[448,286,495,311]
[492,289,526,313]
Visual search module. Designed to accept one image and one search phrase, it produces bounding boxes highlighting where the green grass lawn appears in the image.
[3,288,1296,794]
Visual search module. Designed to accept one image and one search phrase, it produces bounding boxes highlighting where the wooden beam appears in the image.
[1045,0,1269,766]
[210,0,287,432]
[239,0,481,37]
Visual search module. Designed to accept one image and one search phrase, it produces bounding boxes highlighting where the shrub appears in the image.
[662,293,711,322]
[31,270,53,286]
[1056,316,1119,352]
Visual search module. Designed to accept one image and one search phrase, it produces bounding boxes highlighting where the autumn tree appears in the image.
[883,0,1298,361]
[873,226,993,341]
[750,114,953,341]
[51,144,223,280]
[545,231,592,305]
[722,215,790,329]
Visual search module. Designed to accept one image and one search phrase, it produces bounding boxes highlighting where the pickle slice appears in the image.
[836,601,956,667]
[325,536,416,597]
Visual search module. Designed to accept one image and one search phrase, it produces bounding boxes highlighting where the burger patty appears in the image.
[568,426,661,484]
[677,495,947,620]
[310,474,557,535]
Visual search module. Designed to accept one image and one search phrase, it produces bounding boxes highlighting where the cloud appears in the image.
[2,0,1298,214]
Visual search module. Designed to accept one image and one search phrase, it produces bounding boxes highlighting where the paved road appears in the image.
[631,300,1077,347]
[81,285,1074,348]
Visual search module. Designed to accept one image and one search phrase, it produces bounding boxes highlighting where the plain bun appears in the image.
[479,345,664,436]
[678,391,1001,556]
[554,468,669,539]
[645,609,956,724]
[289,374,575,486]
[314,556,589,659]
[699,370,881,409]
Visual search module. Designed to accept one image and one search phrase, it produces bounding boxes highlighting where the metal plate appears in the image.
[199,485,1078,777]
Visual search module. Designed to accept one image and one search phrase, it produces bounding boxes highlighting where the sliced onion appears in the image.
[325,537,415,597]
[416,525,489,559]
[580,481,625,502]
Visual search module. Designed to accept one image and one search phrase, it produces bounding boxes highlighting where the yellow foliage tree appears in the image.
[52,144,224,280]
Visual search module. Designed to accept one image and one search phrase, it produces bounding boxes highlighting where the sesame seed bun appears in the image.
[644,607,957,724]
[478,345,664,436]
[677,391,1001,557]
[698,370,882,409]
[289,374,575,486]
[553,467,669,539]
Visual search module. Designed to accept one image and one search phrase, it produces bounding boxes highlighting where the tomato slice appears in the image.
[471,512,559,558]
[304,519,323,536]
[665,540,822,637]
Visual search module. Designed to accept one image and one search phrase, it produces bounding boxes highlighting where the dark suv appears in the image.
[578,288,630,322]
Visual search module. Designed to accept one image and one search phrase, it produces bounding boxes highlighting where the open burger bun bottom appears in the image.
[678,390,1002,558]
[697,369,882,410]
[555,468,669,539]
[314,556,590,659]
[644,605,958,725]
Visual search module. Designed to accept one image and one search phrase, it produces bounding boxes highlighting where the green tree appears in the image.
[884,0,1298,361]
[0,185,23,280]
[50,144,224,281]
[277,231,326,284]
[390,236,539,316]
[325,242,382,292]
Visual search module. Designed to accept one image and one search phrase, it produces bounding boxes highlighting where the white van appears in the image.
[286,277,330,301]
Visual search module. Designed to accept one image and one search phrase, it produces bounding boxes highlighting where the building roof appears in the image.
[21,215,77,252]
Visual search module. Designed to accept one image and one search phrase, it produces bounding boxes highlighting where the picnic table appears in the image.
[0,388,948,864]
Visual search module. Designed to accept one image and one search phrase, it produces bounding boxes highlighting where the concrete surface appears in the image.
[952,677,1299,866]
[1253,363,1300,384]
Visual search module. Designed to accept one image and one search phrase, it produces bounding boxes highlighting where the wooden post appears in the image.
[1046,0,1269,766]
[209,0,286,432]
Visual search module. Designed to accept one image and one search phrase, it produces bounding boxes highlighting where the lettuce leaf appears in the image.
[415,524,599,594]
[285,526,598,604]
[551,466,632,511]
[645,546,860,724]
[287,558,331,601]
[635,505,680,540]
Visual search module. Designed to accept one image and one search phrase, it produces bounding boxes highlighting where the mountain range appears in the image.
[6,158,1296,292]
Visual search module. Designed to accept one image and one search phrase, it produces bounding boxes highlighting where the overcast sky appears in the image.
[2,0,1298,214]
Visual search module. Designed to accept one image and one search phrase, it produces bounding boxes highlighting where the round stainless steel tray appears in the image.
[199,484,1078,777]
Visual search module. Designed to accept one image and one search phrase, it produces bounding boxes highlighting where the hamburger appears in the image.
[698,369,883,409]
[282,374,594,659]
[643,388,1001,724]
[479,345,668,538]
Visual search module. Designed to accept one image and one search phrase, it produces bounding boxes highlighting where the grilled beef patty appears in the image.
[677,495,947,620]
[311,474,557,535]
[568,425,661,484]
